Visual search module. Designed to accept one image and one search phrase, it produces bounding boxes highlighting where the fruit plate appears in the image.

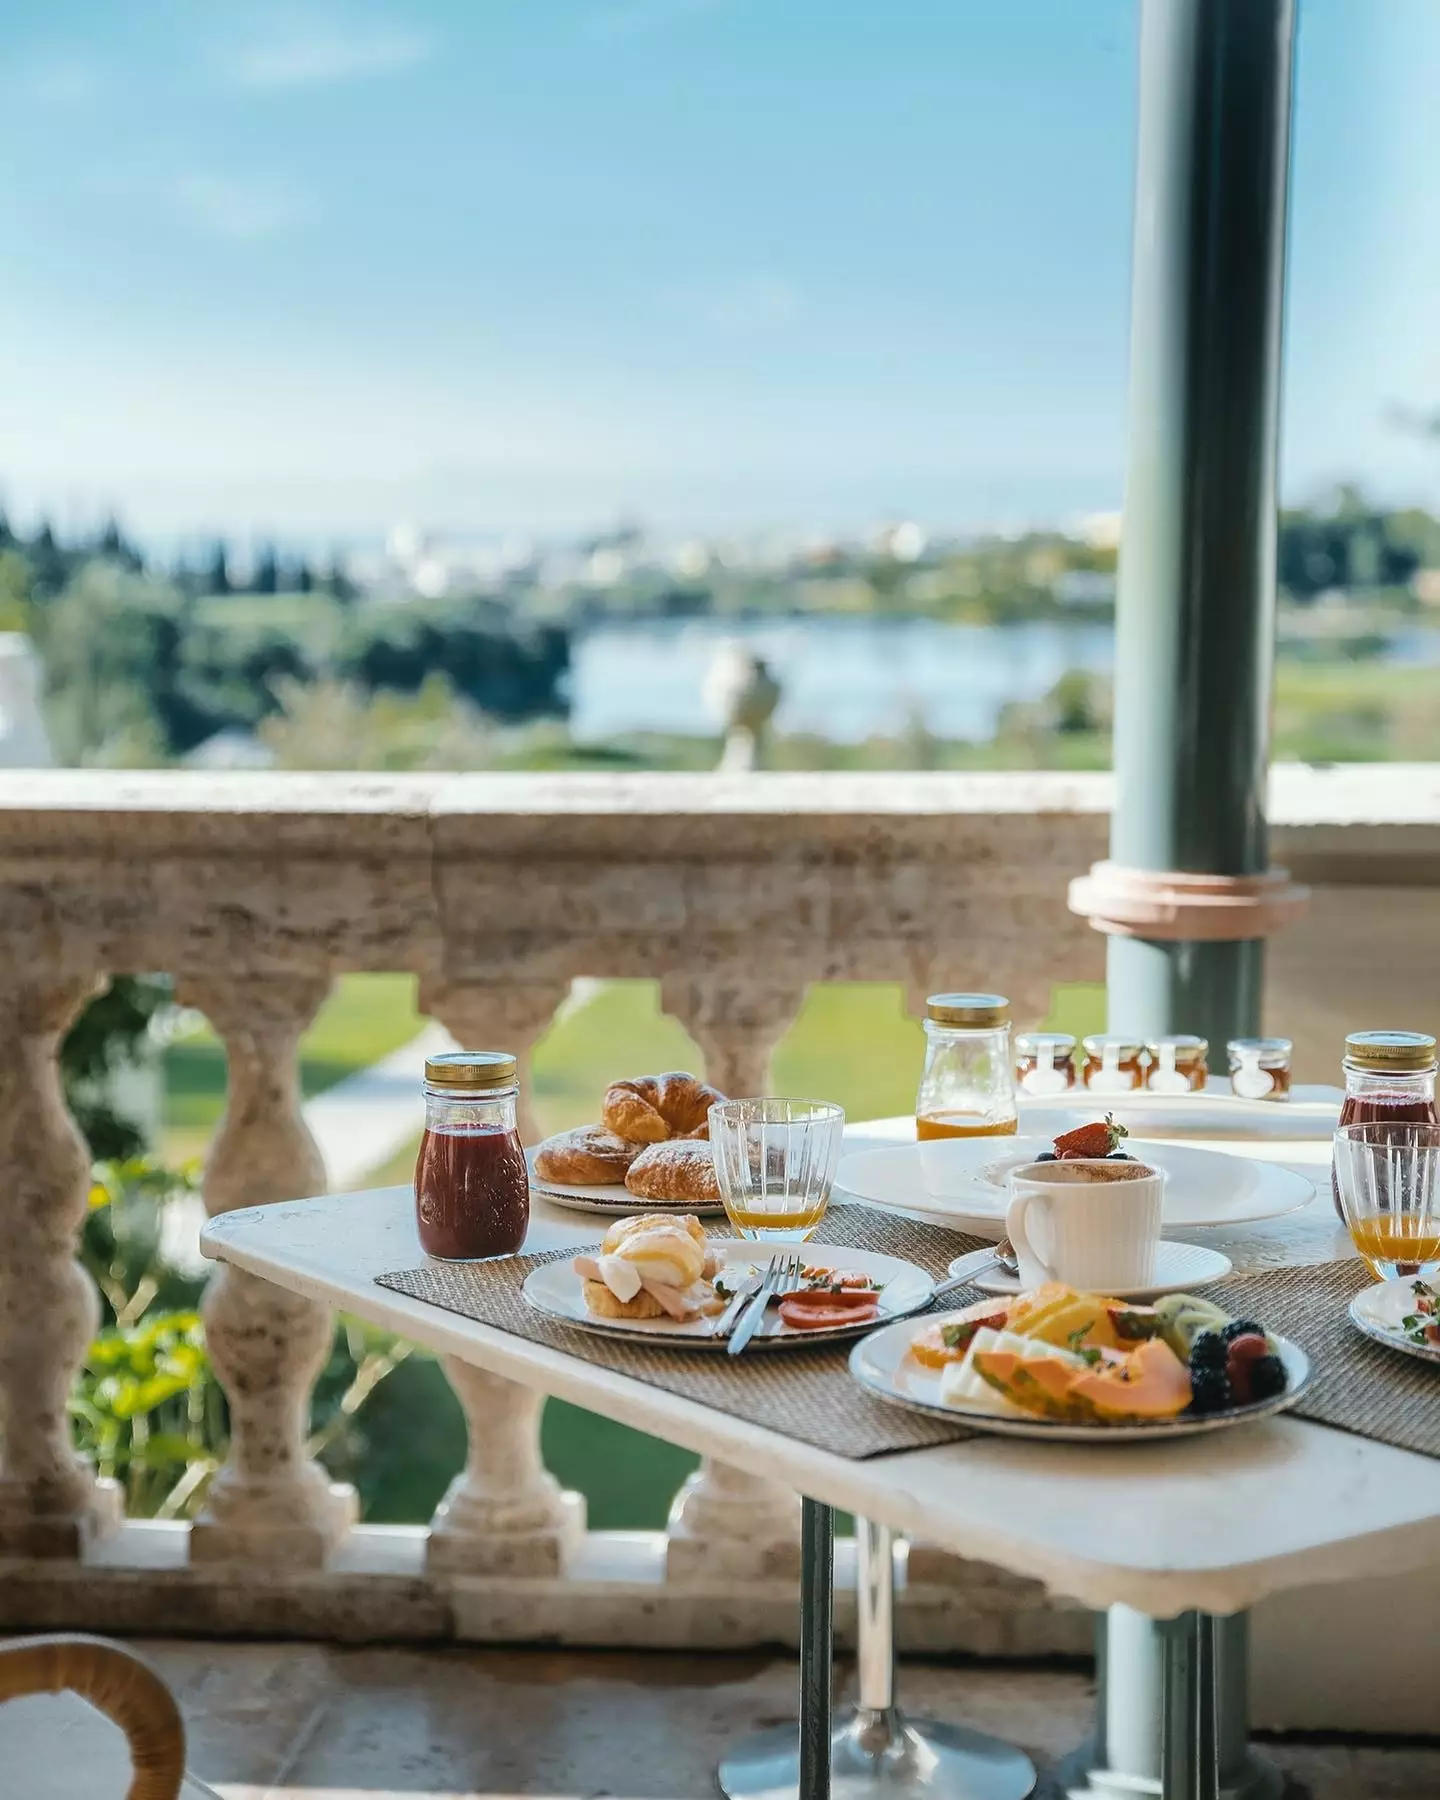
[847,1310,1312,1442]
[523,1243,934,1349]
[835,1138,1314,1233]
[1348,1278,1440,1366]
[525,1150,727,1217]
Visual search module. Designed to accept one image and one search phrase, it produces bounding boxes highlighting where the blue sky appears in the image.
[1,0,1438,544]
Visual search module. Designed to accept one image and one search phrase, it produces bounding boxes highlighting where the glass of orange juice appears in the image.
[708,1099,845,1242]
[1333,1121,1440,1279]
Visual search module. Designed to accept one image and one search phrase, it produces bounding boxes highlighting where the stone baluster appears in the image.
[419,979,571,1145]
[183,976,356,1567]
[0,977,122,1558]
[661,974,807,1581]
[420,979,583,1572]
[428,1359,584,1575]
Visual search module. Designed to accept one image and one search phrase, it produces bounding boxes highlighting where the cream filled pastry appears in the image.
[573,1213,725,1321]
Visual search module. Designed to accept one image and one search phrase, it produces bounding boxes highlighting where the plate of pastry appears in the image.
[849,1283,1310,1441]
[522,1213,935,1348]
[529,1072,729,1215]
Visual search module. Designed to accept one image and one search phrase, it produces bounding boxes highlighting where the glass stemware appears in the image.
[1333,1120,1440,1279]
[708,1099,846,1243]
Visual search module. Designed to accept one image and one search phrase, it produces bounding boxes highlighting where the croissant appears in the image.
[602,1072,726,1144]
[624,1140,723,1204]
[533,1126,640,1186]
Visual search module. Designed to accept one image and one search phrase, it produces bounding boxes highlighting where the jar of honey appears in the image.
[1332,1031,1439,1219]
[1146,1034,1209,1095]
[916,994,1017,1139]
[414,1051,531,1260]
[1014,1031,1077,1097]
[1081,1035,1146,1095]
[1228,1037,1293,1100]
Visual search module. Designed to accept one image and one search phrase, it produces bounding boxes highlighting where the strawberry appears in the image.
[1053,1114,1129,1160]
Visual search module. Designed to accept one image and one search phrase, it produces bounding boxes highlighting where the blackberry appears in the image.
[1107,1151,1133,1161]
[1247,1353,1287,1402]
[1034,1151,1058,1162]
[1221,1318,1265,1344]
[1189,1330,1228,1372]
[1188,1368,1232,1415]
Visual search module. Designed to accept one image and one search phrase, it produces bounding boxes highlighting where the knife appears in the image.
[712,1269,761,1338]
[726,1258,781,1357]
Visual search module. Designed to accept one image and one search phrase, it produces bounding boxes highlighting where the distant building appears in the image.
[0,635,54,767]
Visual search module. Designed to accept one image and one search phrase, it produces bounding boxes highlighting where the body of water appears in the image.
[568,616,1117,745]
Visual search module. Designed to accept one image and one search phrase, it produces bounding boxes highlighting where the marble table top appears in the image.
[200,1095,1440,1620]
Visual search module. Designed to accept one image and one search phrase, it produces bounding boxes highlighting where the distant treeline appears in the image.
[0,514,568,764]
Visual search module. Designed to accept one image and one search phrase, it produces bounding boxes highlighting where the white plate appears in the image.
[1348,1277,1440,1366]
[525,1149,727,1217]
[836,1139,1313,1233]
[523,1242,934,1349]
[848,1309,1311,1442]
[951,1240,1234,1300]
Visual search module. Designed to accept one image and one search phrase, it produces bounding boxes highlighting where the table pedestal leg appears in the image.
[718,1518,1035,1800]
[1059,1609,1283,1800]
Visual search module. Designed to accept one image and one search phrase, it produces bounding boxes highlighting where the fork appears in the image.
[727,1251,804,1356]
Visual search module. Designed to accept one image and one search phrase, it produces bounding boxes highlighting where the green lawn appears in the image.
[163,971,423,1161]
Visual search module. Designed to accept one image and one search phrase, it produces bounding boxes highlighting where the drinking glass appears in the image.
[1333,1121,1440,1279]
[708,1099,846,1242]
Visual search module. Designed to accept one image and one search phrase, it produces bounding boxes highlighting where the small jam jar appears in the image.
[1228,1037,1293,1100]
[1014,1031,1077,1097]
[414,1051,531,1261]
[1082,1034,1146,1095]
[1146,1034,1209,1094]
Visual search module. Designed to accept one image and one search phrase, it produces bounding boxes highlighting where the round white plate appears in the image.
[836,1139,1313,1233]
[950,1240,1233,1300]
[523,1242,934,1349]
[525,1149,727,1217]
[848,1310,1311,1442]
[1348,1277,1440,1366]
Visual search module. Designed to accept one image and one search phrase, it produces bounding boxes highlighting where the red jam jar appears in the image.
[414,1051,530,1260]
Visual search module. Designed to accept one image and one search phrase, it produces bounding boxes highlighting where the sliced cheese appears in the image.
[938,1327,1088,1416]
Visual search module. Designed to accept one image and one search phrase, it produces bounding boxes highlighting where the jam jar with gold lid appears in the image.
[916,993,1018,1140]
[1081,1034,1145,1095]
[1014,1031,1077,1097]
[1146,1034,1209,1095]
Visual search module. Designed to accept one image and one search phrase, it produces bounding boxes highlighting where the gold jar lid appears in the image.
[1344,1030,1437,1072]
[1147,1033,1209,1064]
[424,1050,518,1089]
[1082,1034,1144,1058]
[926,993,1009,1027]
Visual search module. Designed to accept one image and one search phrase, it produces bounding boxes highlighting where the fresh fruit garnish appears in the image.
[1188,1368,1233,1414]
[941,1311,1009,1351]
[1107,1305,1162,1343]
[1034,1150,1058,1162]
[1053,1115,1129,1160]
[1247,1353,1287,1401]
[1226,1332,1269,1366]
[1189,1330,1228,1371]
[1221,1318,1265,1344]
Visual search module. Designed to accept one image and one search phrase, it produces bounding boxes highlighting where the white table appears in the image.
[199,1109,1440,1799]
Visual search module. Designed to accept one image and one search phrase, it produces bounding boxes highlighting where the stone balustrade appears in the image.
[1,766,1439,1688]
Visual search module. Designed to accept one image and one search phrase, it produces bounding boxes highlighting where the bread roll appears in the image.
[624,1140,723,1204]
[533,1126,639,1185]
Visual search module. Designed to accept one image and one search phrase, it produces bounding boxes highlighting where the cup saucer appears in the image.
[955,1239,1233,1301]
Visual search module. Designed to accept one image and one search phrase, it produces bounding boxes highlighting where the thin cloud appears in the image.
[700,275,802,334]
[586,0,724,39]
[15,54,104,106]
[220,16,434,90]
[174,173,314,242]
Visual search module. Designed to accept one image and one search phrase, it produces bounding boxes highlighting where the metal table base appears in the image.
[718,1517,1036,1800]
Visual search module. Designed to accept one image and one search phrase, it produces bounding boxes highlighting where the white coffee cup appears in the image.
[1005,1160,1165,1291]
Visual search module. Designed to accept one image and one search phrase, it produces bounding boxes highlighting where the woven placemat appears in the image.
[376,1205,993,1460]
[1204,1260,1440,1461]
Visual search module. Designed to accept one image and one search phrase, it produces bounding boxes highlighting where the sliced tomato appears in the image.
[780,1293,881,1331]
